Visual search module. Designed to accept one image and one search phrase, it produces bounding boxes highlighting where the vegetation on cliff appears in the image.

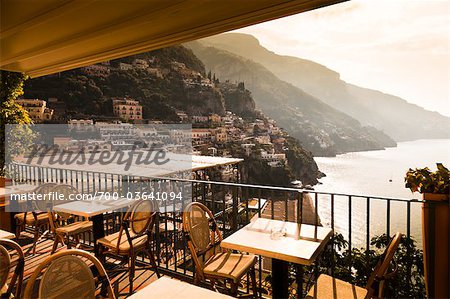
[0,71,33,175]
[24,46,225,120]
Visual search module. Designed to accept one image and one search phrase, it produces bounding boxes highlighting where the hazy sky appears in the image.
[234,0,450,116]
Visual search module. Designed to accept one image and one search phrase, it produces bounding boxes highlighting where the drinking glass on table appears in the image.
[270,226,286,240]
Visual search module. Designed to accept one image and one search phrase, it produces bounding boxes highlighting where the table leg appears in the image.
[296,264,304,298]
[272,258,289,299]
[92,214,105,257]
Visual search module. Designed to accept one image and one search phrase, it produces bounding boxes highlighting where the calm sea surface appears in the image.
[313,139,450,248]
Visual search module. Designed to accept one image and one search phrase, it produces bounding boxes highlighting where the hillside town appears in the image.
[18,48,321,187]
[16,56,292,171]
[15,100,288,170]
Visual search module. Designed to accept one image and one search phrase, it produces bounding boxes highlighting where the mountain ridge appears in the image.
[198,33,450,141]
[186,41,396,156]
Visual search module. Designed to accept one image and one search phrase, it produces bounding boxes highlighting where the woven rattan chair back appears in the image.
[32,183,58,211]
[40,255,95,298]
[113,199,157,252]
[0,245,10,290]
[366,232,402,298]
[128,200,155,235]
[182,202,222,279]
[47,184,80,232]
[0,239,25,298]
[97,200,159,296]
[23,249,116,299]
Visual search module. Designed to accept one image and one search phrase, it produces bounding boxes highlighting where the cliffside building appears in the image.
[118,62,133,71]
[15,99,54,122]
[192,115,209,123]
[81,64,110,77]
[132,59,148,70]
[112,97,143,121]
[68,119,95,131]
[191,128,212,146]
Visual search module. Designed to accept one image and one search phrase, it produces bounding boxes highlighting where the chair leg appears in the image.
[98,244,106,264]
[66,235,71,249]
[33,226,50,253]
[146,248,160,278]
[51,235,60,254]
[29,227,40,254]
[210,279,217,292]
[231,281,238,297]
[250,267,258,297]
[194,273,200,285]
[74,235,81,248]
[129,255,135,295]
[15,221,23,238]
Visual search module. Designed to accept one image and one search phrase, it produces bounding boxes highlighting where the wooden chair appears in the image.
[14,183,56,254]
[47,184,92,254]
[23,249,116,299]
[97,199,160,295]
[306,232,403,299]
[183,202,257,297]
[0,239,24,298]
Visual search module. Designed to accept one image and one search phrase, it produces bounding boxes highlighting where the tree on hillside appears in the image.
[0,71,33,176]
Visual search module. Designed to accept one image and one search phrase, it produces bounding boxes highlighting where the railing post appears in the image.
[422,194,449,298]
[122,175,129,197]
[231,185,238,231]
[406,201,412,289]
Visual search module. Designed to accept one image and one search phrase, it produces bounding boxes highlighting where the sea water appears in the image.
[314,139,450,248]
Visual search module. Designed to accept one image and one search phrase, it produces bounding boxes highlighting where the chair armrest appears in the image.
[376,258,398,281]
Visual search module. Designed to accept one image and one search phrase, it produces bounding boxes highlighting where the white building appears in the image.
[260,149,286,166]
[95,121,137,141]
[118,62,133,71]
[192,115,209,123]
[81,64,110,77]
[68,119,94,131]
[132,59,149,70]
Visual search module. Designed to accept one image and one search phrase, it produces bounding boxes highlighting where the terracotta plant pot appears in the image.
[423,193,449,202]
[422,193,449,299]
[0,177,12,188]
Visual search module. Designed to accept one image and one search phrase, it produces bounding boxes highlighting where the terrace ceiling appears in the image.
[0,0,344,78]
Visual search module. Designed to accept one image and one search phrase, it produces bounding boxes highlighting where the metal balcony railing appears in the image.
[6,163,426,298]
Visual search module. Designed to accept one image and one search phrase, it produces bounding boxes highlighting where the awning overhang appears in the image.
[0,0,344,78]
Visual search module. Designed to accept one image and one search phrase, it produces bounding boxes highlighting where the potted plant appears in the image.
[405,162,449,201]
[405,163,449,299]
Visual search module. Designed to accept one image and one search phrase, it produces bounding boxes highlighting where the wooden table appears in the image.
[53,197,132,256]
[128,277,233,299]
[221,218,333,299]
[0,229,15,239]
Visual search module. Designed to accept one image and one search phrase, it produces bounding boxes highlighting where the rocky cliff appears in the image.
[218,81,256,118]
